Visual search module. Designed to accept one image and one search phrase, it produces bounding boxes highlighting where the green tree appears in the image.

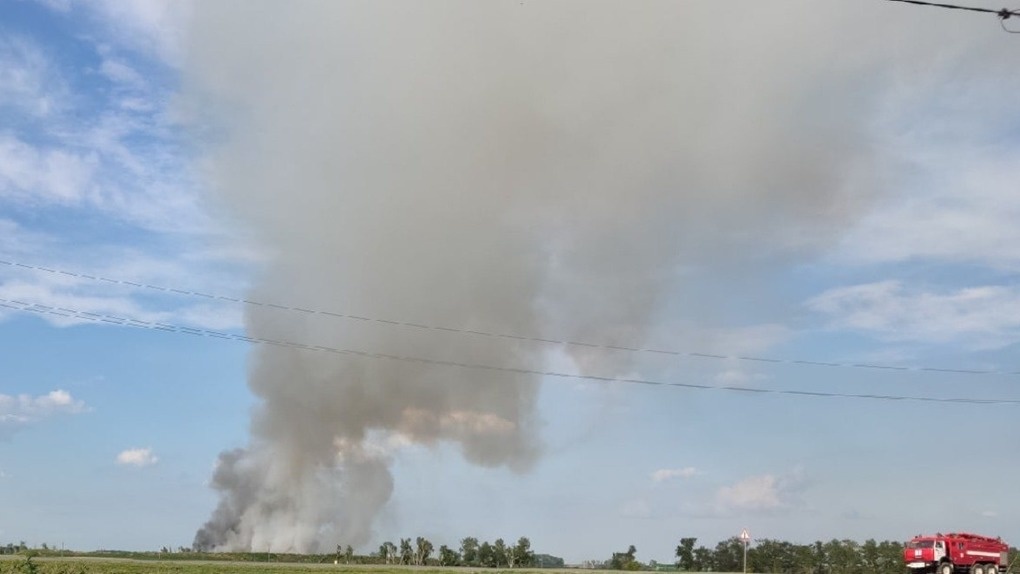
[860,539,879,572]
[414,536,434,565]
[399,538,413,565]
[877,540,905,574]
[824,539,862,574]
[534,553,565,568]
[711,537,743,573]
[676,537,697,571]
[493,538,508,568]
[610,545,640,570]
[479,541,495,567]
[748,539,785,573]
[461,537,480,566]
[379,541,397,564]
[693,545,713,572]
[439,544,460,566]
[510,537,533,568]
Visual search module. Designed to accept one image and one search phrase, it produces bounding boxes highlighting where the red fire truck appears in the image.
[904,532,1009,574]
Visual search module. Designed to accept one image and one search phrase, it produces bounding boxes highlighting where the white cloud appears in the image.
[0,13,210,237]
[651,467,699,482]
[99,58,145,88]
[85,0,194,66]
[0,250,246,332]
[808,281,1020,349]
[716,468,805,514]
[0,390,88,438]
[835,163,1020,269]
[717,474,782,511]
[116,447,159,467]
[0,35,67,117]
[981,510,998,518]
[0,133,97,204]
[828,55,1020,271]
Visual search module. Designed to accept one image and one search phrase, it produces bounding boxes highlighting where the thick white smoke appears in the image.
[183,1,994,553]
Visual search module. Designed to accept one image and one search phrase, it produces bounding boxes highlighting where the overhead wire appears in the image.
[885,0,1020,31]
[1,296,1018,406]
[0,257,1016,377]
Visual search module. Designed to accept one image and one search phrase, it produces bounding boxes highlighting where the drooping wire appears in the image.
[1,296,1017,406]
[886,0,1020,30]
[0,257,1016,377]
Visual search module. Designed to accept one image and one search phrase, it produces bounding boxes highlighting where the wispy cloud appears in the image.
[716,468,805,514]
[827,40,1020,272]
[116,447,159,467]
[0,133,98,204]
[0,20,250,337]
[651,467,699,483]
[0,34,68,118]
[0,390,88,439]
[79,0,193,67]
[2,7,212,236]
[808,281,1020,350]
[0,258,245,332]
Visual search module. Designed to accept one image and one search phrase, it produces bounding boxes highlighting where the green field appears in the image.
[0,558,478,574]
[0,558,582,574]
[0,558,752,574]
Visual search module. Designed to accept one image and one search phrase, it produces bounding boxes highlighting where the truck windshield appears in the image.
[908,541,935,549]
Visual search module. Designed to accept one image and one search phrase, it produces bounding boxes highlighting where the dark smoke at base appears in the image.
[194,446,394,552]
[182,1,966,553]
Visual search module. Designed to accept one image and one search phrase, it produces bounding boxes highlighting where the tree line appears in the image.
[673,537,906,573]
[372,536,540,568]
[5,535,1017,572]
[672,537,1018,574]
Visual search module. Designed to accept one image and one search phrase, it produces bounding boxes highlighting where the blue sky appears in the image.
[2,0,1020,564]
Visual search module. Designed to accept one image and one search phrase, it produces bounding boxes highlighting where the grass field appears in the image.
[0,557,567,574]
[0,557,465,574]
[0,557,755,574]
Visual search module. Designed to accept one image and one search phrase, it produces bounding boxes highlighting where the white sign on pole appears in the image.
[740,529,751,574]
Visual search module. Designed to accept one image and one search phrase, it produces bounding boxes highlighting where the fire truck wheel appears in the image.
[971,564,985,574]
[938,562,954,574]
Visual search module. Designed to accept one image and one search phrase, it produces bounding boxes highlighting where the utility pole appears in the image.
[740,528,751,574]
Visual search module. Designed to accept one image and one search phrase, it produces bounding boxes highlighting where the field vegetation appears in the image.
[0,537,1017,574]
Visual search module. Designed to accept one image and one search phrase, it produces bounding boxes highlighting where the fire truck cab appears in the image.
[904,532,1008,574]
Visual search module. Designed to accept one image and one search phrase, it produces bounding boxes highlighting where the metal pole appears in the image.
[743,539,747,574]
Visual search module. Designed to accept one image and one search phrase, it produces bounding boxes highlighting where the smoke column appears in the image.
[183,1,954,552]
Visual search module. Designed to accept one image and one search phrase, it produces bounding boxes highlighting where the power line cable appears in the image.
[888,0,1012,15]
[0,257,1015,377]
[886,0,1020,30]
[1,296,1018,406]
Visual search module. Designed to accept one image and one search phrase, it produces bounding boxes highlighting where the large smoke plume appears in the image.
[184,1,958,552]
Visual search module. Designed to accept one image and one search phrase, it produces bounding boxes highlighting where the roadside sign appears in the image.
[740,529,751,574]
